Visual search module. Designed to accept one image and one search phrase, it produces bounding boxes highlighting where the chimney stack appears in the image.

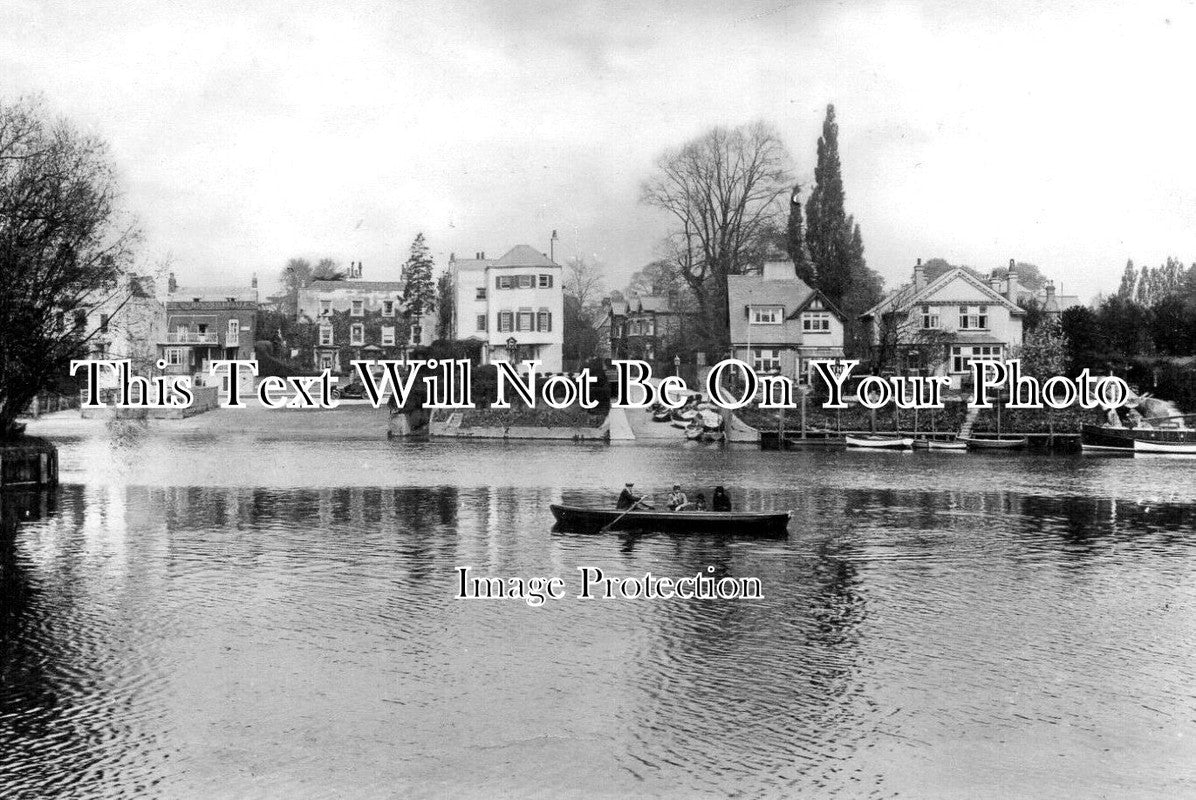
[251,272,257,289]
[913,258,926,292]
[1005,260,1019,302]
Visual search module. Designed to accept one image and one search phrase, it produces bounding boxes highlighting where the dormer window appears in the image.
[921,305,940,329]
[802,312,831,332]
[750,305,783,325]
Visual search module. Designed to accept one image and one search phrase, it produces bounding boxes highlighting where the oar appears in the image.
[601,496,652,533]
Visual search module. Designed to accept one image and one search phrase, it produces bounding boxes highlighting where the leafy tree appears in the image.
[626,259,684,298]
[0,97,139,438]
[640,121,792,351]
[785,184,816,285]
[401,233,436,320]
[1017,318,1069,379]
[278,256,344,316]
[1150,294,1195,356]
[1060,306,1102,376]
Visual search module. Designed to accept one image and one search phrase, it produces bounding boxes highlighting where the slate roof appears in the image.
[861,267,1025,319]
[307,279,404,292]
[492,245,558,268]
[172,285,258,303]
[727,274,821,344]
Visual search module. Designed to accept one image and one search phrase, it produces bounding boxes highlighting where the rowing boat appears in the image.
[962,436,1028,450]
[549,504,790,535]
[845,435,913,449]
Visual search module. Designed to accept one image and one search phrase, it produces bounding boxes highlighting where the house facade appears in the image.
[294,263,441,375]
[727,258,847,382]
[603,292,694,362]
[159,278,259,396]
[860,258,1026,387]
[85,275,166,391]
[450,245,563,371]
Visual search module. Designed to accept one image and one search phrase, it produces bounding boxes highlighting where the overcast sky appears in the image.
[3,0,1194,301]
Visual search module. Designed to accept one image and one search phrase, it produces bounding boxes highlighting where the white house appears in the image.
[450,245,563,371]
[727,257,846,382]
[860,258,1026,387]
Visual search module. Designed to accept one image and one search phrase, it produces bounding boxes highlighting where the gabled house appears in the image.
[727,257,846,382]
[860,258,1025,387]
[603,292,695,362]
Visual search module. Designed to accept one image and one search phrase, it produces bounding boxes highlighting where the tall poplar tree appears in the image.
[804,104,882,353]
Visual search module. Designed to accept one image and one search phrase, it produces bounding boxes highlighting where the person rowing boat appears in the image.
[616,482,654,511]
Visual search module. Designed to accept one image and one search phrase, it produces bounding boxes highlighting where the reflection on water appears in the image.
[2,438,1196,798]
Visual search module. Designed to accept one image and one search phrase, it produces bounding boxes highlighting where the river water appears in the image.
[2,421,1196,798]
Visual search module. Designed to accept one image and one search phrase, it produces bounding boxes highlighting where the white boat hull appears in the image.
[1132,439,1196,455]
[846,436,913,449]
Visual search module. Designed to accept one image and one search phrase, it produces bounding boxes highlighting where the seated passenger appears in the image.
[711,486,731,512]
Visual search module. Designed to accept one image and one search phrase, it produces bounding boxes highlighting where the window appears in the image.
[319,354,334,371]
[802,312,831,332]
[538,274,553,288]
[476,314,487,332]
[496,276,512,290]
[319,325,333,346]
[350,323,364,345]
[498,311,513,332]
[410,325,422,345]
[922,305,940,330]
[959,305,988,330]
[751,306,783,325]
[517,311,535,332]
[476,287,487,300]
[227,319,240,343]
[381,326,395,346]
[951,345,1001,373]
[382,300,395,317]
[519,275,534,289]
[73,311,87,330]
[99,314,110,333]
[351,300,364,317]
[752,348,782,373]
[166,348,184,366]
[320,299,332,316]
[537,311,552,332]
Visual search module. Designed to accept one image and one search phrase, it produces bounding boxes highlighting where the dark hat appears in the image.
[625,482,634,487]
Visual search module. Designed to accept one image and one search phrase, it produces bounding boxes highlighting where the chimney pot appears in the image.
[916,258,922,266]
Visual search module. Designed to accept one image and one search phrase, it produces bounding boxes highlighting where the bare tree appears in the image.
[640,122,793,351]
[564,255,605,312]
[0,97,139,437]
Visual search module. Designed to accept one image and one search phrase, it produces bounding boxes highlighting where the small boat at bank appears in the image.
[962,436,1028,450]
[845,435,913,449]
[1132,439,1196,455]
[927,439,967,451]
[550,504,790,536]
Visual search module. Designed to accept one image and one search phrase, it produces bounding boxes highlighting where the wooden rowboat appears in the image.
[926,439,967,450]
[845,435,913,449]
[962,436,1027,450]
[1132,439,1196,455]
[549,504,790,536]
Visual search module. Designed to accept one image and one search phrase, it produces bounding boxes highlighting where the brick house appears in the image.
[296,262,437,374]
[159,277,259,396]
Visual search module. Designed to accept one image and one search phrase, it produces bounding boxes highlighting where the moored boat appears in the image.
[1081,416,1196,454]
[549,504,790,535]
[962,436,1027,450]
[845,435,913,449]
[1132,439,1196,455]
[927,439,968,451]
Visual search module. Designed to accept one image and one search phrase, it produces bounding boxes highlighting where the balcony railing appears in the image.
[164,331,220,344]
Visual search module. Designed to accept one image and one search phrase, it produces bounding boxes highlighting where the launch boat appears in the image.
[1081,414,1196,454]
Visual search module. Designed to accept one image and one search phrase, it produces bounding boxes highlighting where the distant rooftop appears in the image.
[171,285,258,303]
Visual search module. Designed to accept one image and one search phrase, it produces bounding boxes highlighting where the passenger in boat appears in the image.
[691,493,707,511]
[1105,408,1123,428]
[667,484,688,511]
[617,483,647,510]
[711,486,731,512]
[1127,408,1151,428]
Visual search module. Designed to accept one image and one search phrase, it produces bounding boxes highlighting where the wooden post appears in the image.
[800,389,807,439]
